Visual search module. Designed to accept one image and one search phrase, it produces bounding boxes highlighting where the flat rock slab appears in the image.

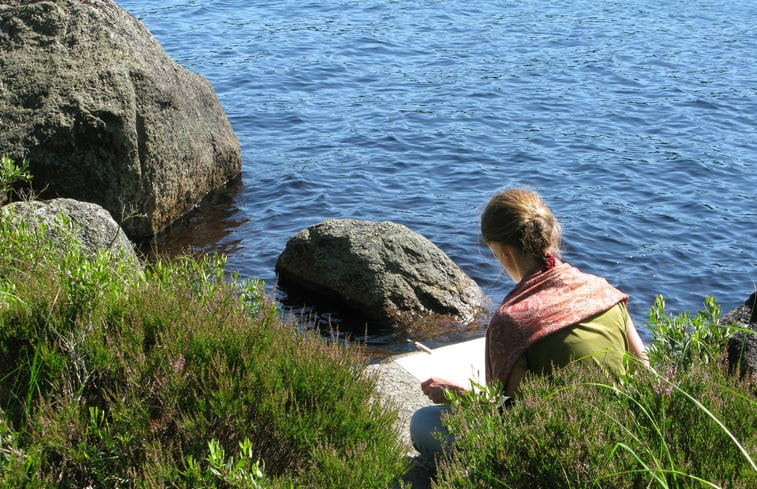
[367,337,485,488]
[366,360,432,455]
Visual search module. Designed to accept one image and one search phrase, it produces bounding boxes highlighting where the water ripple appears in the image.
[121,0,757,351]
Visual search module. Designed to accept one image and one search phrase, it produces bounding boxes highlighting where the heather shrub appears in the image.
[435,299,756,488]
[0,212,408,488]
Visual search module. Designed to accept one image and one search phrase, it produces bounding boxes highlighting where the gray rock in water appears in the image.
[1,198,139,266]
[276,219,489,329]
[724,292,757,377]
[0,0,241,238]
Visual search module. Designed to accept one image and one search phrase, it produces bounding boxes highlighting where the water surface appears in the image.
[119,0,757,353]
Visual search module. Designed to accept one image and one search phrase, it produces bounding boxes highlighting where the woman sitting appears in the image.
[410,188,648,457]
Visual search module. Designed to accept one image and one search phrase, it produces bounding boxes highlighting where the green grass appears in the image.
[3,155,754,488]
[435,298,756,488]
[0,208,408,488]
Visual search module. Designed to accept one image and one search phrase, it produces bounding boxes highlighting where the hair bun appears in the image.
[481,188,562,259]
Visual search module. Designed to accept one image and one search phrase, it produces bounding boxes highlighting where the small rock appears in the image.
[724,292,757,377]
[1,198,139,266]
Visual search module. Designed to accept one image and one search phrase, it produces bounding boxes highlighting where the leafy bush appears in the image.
[0,213,408,488]
[435,299,757,488]
[180,438,275,488]
[0,156,32,203]
[646,295,742,368]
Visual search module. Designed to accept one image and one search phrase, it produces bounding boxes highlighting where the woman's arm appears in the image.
[505,358,527,397]
[626,317,649,366]
[422,359,528,403]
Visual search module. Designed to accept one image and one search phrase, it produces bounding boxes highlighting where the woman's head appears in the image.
[481,188,561,265]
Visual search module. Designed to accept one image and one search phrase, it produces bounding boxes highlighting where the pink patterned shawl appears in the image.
[485,259,628,387]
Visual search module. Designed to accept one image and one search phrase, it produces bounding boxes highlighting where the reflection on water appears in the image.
[277,279,492,359]
[139,177,247,260]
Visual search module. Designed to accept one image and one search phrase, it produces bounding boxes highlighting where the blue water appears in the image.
[118,0,756,353]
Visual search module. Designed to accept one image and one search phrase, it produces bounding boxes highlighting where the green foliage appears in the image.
[0,156,32,203]
[646,295,741,368]
[438,360,756,488]
[435,298,757,489]
[0,212,408,488]
[9,175,751,488]
[0,413,34,487]
[179,438,278,489]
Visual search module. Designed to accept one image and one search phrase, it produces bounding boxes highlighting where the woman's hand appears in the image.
[421,377,468,404]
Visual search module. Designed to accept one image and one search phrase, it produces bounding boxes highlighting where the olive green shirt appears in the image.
[515,301,630,379]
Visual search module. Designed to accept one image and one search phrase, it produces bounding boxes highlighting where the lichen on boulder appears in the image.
[0,0,241,238]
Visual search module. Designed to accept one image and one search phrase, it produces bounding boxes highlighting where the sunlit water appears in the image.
[118,0,756,355]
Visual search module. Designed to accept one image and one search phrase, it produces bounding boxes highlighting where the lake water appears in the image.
[117,0,756,354]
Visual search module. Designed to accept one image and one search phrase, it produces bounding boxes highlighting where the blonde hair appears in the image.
[480,188,561,262]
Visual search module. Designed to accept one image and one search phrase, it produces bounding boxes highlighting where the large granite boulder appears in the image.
[723,292,757,377]
[276,219,489,329]
[1,198,139,265]
[0,0,241,239]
